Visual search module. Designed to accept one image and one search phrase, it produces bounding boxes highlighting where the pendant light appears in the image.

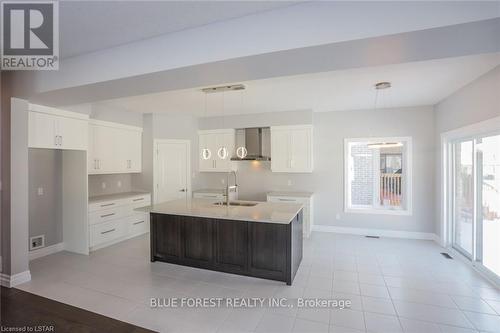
[236,89,248,159]
[367,81,394,150]
[201,92,211,160]
[217,90,228,160]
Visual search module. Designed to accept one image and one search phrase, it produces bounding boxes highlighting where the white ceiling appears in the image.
[96,53,500,116]
[59,1,297,58]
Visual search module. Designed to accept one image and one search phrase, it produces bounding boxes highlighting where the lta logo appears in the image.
[1,1,59,70]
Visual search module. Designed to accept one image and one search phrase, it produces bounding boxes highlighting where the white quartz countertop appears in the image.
[267,191,313,198]
[137,198,303,224]
[193,188,226,194]
[89,191,150,204]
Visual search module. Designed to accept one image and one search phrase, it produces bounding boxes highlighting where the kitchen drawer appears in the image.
[267,196,309,205]
[125,194,151,206]
[88,206,126,225]
[88,199,126,213]
[90,220,125,247]
[127,214,149,236]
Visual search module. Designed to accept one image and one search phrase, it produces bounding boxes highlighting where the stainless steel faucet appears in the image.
[226,171,238,206]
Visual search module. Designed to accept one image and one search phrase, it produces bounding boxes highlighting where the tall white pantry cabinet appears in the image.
[28,104,144,255]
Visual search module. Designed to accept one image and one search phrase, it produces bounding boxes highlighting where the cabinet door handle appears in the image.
[100,213,115,218]
[59,136,63,146]
[97,159,100,169]
[279,198,296,202]
[100,229,115,234]
[133,198,144,202]
[133,221,145,225]
[54,136,58,146]
[100,203,115,207]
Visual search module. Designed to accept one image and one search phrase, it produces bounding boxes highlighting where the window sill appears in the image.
[344,208,412,216]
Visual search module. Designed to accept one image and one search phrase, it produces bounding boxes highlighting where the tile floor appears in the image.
[18,232,500,333]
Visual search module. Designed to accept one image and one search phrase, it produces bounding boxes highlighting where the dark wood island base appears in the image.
[150,211,303,285]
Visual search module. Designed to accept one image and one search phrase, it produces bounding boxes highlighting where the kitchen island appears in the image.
[139,198,303,285]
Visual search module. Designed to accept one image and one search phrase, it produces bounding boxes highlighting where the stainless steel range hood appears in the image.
[231,127,271,161]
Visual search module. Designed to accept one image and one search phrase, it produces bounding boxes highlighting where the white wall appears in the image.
[198,106,436,234]
[314,107,435,233]
[434,66,500,237]
[63,103,143,127]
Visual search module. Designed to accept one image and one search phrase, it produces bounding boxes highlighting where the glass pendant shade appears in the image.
[202,148,211,160]
[236,146,248,159]
[217,147,228,160]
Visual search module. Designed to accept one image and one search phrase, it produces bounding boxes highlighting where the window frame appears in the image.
[344,136,413,216]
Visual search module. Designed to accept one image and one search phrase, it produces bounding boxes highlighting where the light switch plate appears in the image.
[287,179,293,186]
[117,180,122,188]
[101,182,107,189]
[37,187,44,196]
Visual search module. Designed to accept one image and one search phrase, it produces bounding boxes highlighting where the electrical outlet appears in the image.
[117,180,122,188]
[221,179,225,184]
[101,182,107,189]
[287,179,293,186]
[336,214,341,220]
[30,235,45,251]
[37,187,44,196]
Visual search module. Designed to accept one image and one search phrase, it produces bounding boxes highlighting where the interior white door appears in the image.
[155,141,190,203]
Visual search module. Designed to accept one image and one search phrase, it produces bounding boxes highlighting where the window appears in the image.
[344,137,412,215]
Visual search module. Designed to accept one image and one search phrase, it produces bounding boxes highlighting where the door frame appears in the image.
[441,116,500,287]
[153,139,191,204]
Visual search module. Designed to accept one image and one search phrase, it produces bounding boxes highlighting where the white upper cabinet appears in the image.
[88,120,142,175]
[28,104,88,151]
[198,129,235,172]
[271,125,313,173]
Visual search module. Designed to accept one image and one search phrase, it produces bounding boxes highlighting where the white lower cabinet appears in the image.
[267,192,314,238]
[88,193,151,250]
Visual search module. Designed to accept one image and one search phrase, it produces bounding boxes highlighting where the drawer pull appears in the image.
[100,203,115,207]
[278,198,296,202]
[133,198,144,202]
[133,221,145,225]
[100,228,115,234]
[100,213,115,218]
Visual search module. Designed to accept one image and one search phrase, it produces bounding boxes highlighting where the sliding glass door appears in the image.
[453,140,474,257]
[478,134,500,277]
[451,133,500,280]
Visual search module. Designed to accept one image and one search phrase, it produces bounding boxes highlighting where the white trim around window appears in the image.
[344,136,413,216]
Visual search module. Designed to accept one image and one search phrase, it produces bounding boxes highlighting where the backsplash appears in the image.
[88,174,134,197]
[196,161,314,201]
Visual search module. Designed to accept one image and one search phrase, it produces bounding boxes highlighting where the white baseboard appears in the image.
[312,225,438,241]
[0,270,31,288]
[29,242,65,261]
